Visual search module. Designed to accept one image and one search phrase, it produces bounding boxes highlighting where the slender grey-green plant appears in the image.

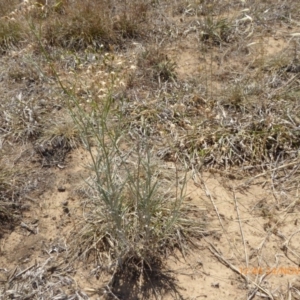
[27,3,204,291]
[68,88,202,267]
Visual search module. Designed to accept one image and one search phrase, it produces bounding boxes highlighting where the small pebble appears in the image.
[211,282,220,288]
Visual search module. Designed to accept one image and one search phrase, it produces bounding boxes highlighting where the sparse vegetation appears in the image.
[64,86,204,296]
[137,47,177,84]
[1,0,300,299]
[0,19,24,53]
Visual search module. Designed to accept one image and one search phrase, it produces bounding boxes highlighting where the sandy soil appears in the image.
[1,147,300,299]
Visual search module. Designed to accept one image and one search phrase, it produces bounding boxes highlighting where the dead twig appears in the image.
[233,190,249,268]
[238,159,300,188]
[20,222,37,235]
[206,241,274,300]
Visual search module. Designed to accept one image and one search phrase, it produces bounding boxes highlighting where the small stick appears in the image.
[238,159,300,188]
[24,195,37,203]
[233,190,249,268]
[206,241,274,300]
[10,262,36,281]
[20,222,36,234]
[198,176,239,261]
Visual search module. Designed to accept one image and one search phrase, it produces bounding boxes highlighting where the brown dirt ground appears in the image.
[1,148,300,299]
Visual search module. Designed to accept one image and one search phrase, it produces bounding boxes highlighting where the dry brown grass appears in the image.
[35,0,150,51]
[1,0,300,298]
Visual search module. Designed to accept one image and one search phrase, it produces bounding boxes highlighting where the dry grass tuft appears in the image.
[42,0,149,51]
[39,113,81,149]
[0,159,29,237]
[0,257,89,300]
[137,47,177,84]
[0,18,24,53]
